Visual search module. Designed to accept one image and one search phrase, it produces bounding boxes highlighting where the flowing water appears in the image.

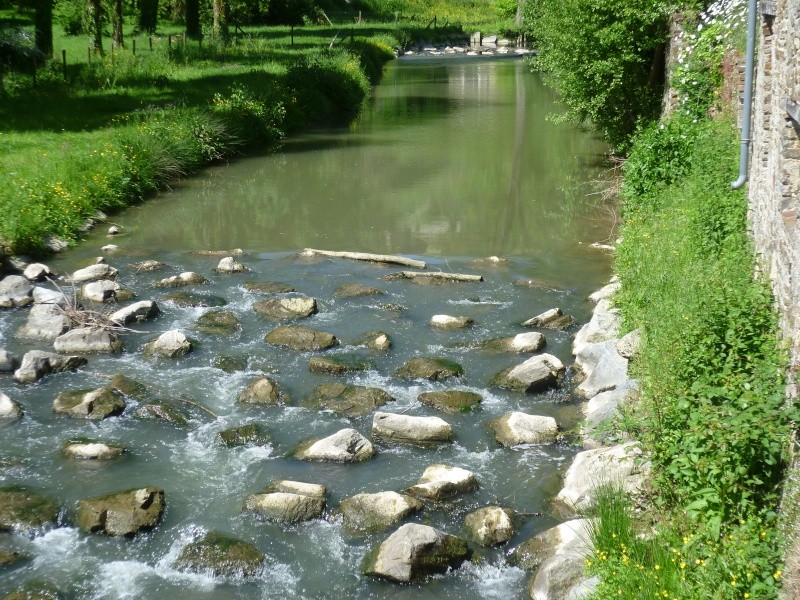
[0,58,612,599]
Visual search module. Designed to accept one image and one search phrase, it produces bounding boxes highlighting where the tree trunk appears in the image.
[113,0,124,48]
[33,0,53,59]
[515,0,527,27]
[212,0,229,45]
[138,0,159,33]
[87,0,103,54]
[185,0,201,38]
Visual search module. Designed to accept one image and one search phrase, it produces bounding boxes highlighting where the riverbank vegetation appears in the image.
[529,0,796,598]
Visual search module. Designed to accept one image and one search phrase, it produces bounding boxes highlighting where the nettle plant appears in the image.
[672,0,747,120]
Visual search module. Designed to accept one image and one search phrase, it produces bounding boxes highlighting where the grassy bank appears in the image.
[0,14,400,257]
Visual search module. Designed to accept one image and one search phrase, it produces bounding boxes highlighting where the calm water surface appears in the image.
[1,58,612,599]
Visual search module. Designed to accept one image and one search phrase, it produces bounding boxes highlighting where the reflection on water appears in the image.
[2,59,614,600]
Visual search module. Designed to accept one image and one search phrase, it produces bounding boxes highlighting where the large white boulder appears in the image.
[489,412,558,446]
[295,428,375,463]
[404,464,478,501]
[372,412,453,445]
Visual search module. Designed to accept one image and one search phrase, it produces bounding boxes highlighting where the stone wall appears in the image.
[748,0,800,393]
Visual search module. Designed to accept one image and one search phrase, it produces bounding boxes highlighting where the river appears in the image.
[0,57,611,599]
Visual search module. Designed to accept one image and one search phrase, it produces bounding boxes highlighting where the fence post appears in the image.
[133,39,136,55]
[434,15,437,30]
[291,25,294,46]
[31,57,36,88]
[62,49,67,82]
[87,47,91,65]
[149,36,153,51]
[168,35,172,49]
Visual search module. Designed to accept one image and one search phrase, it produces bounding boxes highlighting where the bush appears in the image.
[211,84,285,147]
[347,36,396,84]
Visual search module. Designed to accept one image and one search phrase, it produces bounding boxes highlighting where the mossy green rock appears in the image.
[243,281,296,294]
[108,373,150,400]
[195,310,240,335]
[0,550,29,568]
[163,291,227,308]
[175,531,265,577]
[134,400,190,426]
[308,354,373,375]
[3,581,61,600]
[52,388,126,420]
[418,390,482,414]
[264,325,338,351]
[303,383,393,417]
[334,283,384,299]
[217,423,271,447]
[238,376,290,405]
[394,357,464,381]
[214,355,248,373]
[0,487,59,532]
[76,487,165,536]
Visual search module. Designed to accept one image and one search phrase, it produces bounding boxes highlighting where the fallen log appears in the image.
[299,249,426,269]
[387,271,484,283]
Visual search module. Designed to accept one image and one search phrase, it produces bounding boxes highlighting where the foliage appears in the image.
[346,36,395,83]
[211,84,285,146]
[528,0,669,153]
[53,0,86,35]
[0,27,42,72]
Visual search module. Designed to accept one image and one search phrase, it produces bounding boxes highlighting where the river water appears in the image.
[1,58,611,599]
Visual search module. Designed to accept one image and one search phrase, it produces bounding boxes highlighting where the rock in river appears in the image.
[214,257,246,273]
[53,327,123,354]
[404,464,478,501]
[362,523,470,583]
[217,423,271,447]
[308,354,373,374]
[0,487,59,532]
[334,283,384,299]
[109,300,160,325]
[265,325,338,351]
[194,310,241,336]
[0,392,23,420]
[372,412,453,445]
[429,314,473,329]
[155,272,207,288]
[238,376,290,406]
[522,307,574,331]
[243,480,326,523]
[16,303,71,341]
[62,441,125,460]
[13,351,87,384]
[76,487,165,536]
[295,428,375,463]
[418,390,482,414]
[358,331,392,351]
[144,330,193,358]
[81,279,120,303]
[71,263,117,283]
[340,491,422,535]
[492,353,565,393]
[481,332,546,354]
[464,506,516,546]
[303,383,392,417]
[488,412,558,447]
[394,357,464,381]
[0,275,33,308]
[175,531,264,577]
[53,387,126,420]
[253,297,317,320]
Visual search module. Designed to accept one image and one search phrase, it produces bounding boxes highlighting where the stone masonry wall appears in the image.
[748,0,800,393]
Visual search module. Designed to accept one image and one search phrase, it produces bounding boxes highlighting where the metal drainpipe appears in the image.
[731,0,759,189]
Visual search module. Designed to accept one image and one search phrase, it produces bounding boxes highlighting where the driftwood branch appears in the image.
[299,248,427,269]
[389,271,483,282]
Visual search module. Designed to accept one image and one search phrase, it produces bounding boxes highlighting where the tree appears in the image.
[33,0,53,58]
[87,0,103,54]
[112,0,123,47]
[138,0,159,33]
[212,0,229,44]
[185,0,201,38]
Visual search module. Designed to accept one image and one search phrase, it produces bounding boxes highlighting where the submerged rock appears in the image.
[175,531,264,577]
[13,351,87,384]
[131,260,165,272]
[404,464,478,501]
[238,376,290,405]
[253,297,317,320]
[134,401,190,426]
[53,327,123,354]
[53,388,126,420]
[334,283,384,299]
[303,383,392,417]
[214,354,248,373]
[194,310,241,336]
[372,412,453,445]
[0,550,28,568]
[358,331,392,351]
[0,392,23,420]
[243,281,296,294]
[464,506,516,546]
[429,315,474,329]
[488,412,559,447]
[340,491,422,535]
[264,325,338,351]
[71,263,117,283]
[62,441,125,460]
[162,291,227,308]
[394,357,464,381]
[109,300,160,325]
[0,487,59,532]
[243,480,326,523]
[362,523,470,583]
[308,354,373,374]
[492,354,565,393]
[217,423,271,447]
[16,304,72,341]
[144,330,193,358]
[418,390,482,414]
[154,272,207,288]
[522,308,574,331]
[215,257,246,274]
[295,428,375,463]
[76,487,165,536]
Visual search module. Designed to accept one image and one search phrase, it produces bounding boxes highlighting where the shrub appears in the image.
[211,84,285,147]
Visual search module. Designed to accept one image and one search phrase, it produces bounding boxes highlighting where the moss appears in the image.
[0,487,59,531]
[162,292,227,308]
[175,531,265,577]
[394,357,464,381]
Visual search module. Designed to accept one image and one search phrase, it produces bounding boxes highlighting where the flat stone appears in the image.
[334,283,384,298]
[303,383,392,416]
[215,256,245,273]
[394,357,464,381]
[492,353,565,393]
[76,487,165,536]
[482,332,546,353]
[162,291,227,307]
[71,264,118,283]
[573,299,621,354]
[155,272,207,288]
[464,506,516,546]
[404,464,478,501]
[16,304,72,341]
[32,286,67,306]
[131,260,165,272]
[340,491,422,534]
[575,345,629,399]
[13,351,87,384]
[308,354,373,374]
[175,531,264,577]
[53,387,126,420]
[243,281,296,294]
[418,390,482,414]
[23,263,52,282]
[295,428,375,463]
[362,523,470,583]
[194,310,240,335]
[430,314,474,329]
[0,487,59,532]
[589,281,621,303]
[217,423,271,447]
[243,481,326,523]
[53,327,123,354]
[81,280,120,303]
[144,330,193,358]
[238,376,290,405]
[109,300,160,325]
[265,325,338,351]
[488,412,559,447]
[522,308,574,330]
[62,441,125,460]
[358,331,392,351]
[0,392,23,420]
[253,297,317,320]
[372,412,453,445]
